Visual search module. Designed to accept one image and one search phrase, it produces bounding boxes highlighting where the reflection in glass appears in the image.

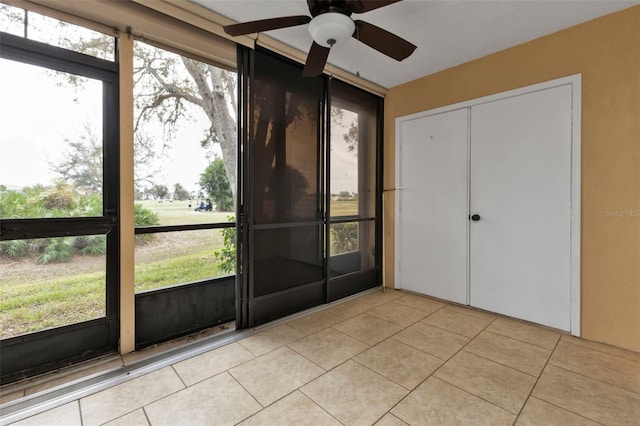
[0,58,103,220]
[135,228,231,293]
[0,235,107,339]
[253,226,324,297]
[253,52,322,225]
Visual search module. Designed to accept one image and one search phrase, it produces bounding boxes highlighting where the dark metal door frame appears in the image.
[235,47,383,329]
[237,48,327,327]
[0,33,120,382]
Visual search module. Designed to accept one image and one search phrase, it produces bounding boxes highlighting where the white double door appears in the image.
[396,81,577,331]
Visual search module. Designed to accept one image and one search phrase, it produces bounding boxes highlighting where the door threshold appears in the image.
[0,286,381,424]
[1,322,237,424]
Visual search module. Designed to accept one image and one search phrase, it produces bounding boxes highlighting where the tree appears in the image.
[133,132,163,193]
[173,183,190,201]
[338,191,353,201]
[149,184,169,200]
[343,120,358,153]
[53,124,103,192]
[17,16,238,203]
[199,159,233,212]
[133,43,237,202]
[331,106,358,153]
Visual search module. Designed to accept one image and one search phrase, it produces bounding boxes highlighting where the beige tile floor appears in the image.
[8,289,640,425]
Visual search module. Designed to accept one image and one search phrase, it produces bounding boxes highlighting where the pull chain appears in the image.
[355,26,361,78]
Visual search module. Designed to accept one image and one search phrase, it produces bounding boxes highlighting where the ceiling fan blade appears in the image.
[347,0,402,14]
[303,42,330,77]
[223,15,311,36]
[353,20,416,61]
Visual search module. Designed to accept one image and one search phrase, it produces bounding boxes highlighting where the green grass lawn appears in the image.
[0,199,360,338]
[0,248,225,338]
[139,199,359,224]
[137,199,233,226]
[330,200,358,217]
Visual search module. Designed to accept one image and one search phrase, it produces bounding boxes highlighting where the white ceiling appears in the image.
[193,0,639,89]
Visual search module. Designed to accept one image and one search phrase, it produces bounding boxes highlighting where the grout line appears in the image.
[382,311,499,417]
[170,365,188,389]
[524,396,607,426]
[226,371,264,410]
[416,320,480,340]
[167,350,257,389]
[477,329,556,353]
[430,376,518,416]
[77,400,83,426]
[513,333,561,424]
[484,329,561,351]
[142,406,152,426]
[285,342,334,373]
[442,304,498,322]
[549,364,640,396]
[560,336,640,363]
[457,350,539,379]
[462,331,552,378]
[298,387,347,425]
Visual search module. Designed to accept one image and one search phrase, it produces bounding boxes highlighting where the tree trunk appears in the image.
[181,58,237,207]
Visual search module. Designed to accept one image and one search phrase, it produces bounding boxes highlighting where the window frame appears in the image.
[0,30,121,382]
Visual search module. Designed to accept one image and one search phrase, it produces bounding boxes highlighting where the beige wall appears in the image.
[384,6,640,352]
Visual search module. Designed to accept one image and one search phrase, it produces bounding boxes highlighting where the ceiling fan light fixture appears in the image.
[308,12,355,48]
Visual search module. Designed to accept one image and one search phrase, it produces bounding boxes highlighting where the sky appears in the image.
[1,4,358,198]
[0,57,357,198]
[0,57,212,194]
[0,58,100,189]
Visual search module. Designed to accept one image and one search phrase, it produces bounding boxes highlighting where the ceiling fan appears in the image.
[223,0,417,77]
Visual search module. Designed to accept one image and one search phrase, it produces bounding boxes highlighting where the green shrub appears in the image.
[214,215,236,274]
[134,203,160,226]
[76,193,103,216]
[1,240,30,257]
[39,183,76,211]
[0,187,159,263]
[331,222,358,254]
[75,235,106,256]
[0,188,48,219]
[37,237,75,264]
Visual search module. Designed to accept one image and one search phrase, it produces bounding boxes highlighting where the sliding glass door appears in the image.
[237,49,383,327]
[328,80,383,300]
[0,23,118,382]
[241,50,326,326]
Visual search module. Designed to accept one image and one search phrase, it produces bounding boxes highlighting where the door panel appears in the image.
[0,33,119,382]
[397,109,469,303]
[247,50,325,326]
[469,85,572,330]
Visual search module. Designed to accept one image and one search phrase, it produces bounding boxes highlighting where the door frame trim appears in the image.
[395,74,581,336]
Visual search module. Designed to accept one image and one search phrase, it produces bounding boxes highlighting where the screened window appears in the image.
[329,79,380,277]
[0,3,115,60]
[0,15,118,348]
[0,236,107,339]
[132,40,237,292]
[0,59,103,219]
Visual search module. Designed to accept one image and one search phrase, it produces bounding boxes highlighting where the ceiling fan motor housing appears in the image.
[307,0,354,17]
[308,12,355,47]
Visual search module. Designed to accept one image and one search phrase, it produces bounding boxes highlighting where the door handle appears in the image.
[470,214,481,222]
